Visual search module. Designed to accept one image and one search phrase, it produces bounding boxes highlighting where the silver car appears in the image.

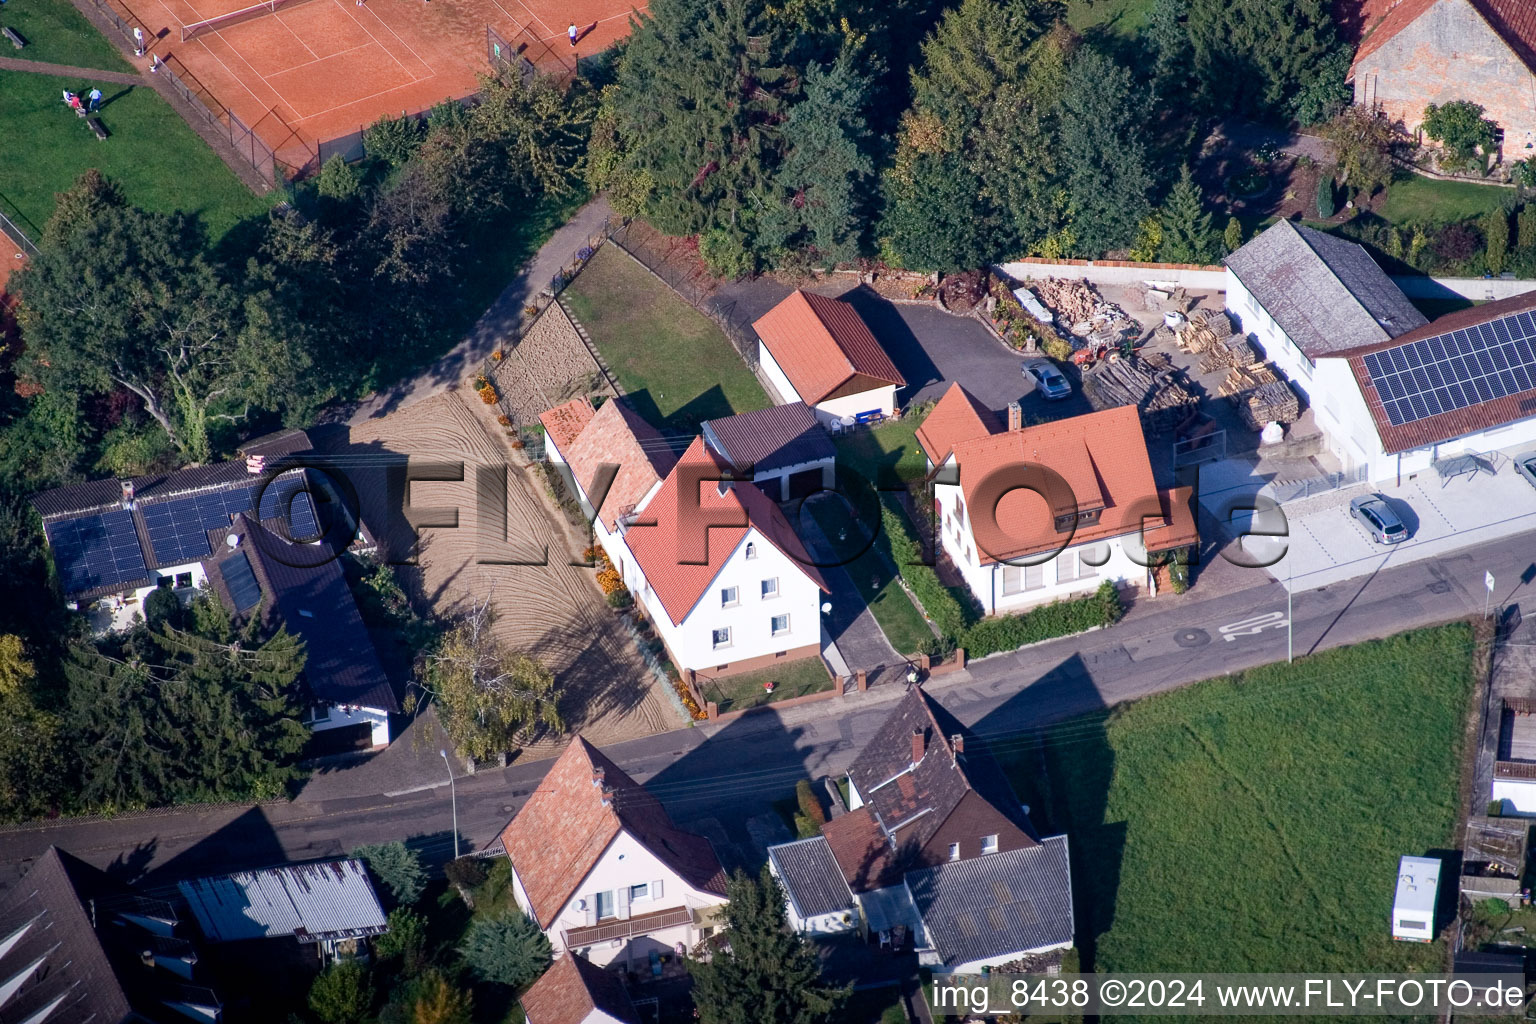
[1023,360,1071,400]
[1349,494,1409,544]
[1514,451,1536,490]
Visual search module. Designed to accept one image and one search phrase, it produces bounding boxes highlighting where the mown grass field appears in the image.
[0,0,131,71]
[696,656,834,712]
[0,70,273,243]
[1379,175,1510,226]
[1001,624,1474,985]
[833,414,930,489]
[562,244,768,433]
[1063,0,1156,38]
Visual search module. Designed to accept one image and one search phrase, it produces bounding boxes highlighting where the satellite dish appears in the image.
[225,533,239,548]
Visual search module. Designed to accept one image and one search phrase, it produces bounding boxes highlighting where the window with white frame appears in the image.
[595,890,617,919]
[745,542,757,559]
[712,627,731,649]
[1079,543,1108,572]
[771,613,790,636]
[761,577,778,598]
[948,843,961,861]
[981,834,999,855]
[629,882,652,902]
[1000,562,1044,595]
[721,586,739,607]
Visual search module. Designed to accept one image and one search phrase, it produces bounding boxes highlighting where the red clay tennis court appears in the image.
[111,0,643,170]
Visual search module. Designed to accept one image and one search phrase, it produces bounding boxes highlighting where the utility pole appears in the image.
[440,749,460,860]
[1287,555,1294,664]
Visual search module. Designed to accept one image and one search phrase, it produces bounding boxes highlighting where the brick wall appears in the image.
[1353,0,1536,149]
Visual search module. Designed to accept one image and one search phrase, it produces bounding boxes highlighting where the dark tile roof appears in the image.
[820,807,904,893]
[498,737,727,927]
[0,847,220,1024]
[234,517,398,712]
[1340,291,1536,454]
[906,835,1074,969]
[520,952,639,1024]
[846,687,1036,857]
[1224,220,1426,358]
[702,402,836,476]
[768,836,856,919]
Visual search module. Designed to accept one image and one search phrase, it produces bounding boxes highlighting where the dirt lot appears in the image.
[493,302,615,428]
[320,389,675,760]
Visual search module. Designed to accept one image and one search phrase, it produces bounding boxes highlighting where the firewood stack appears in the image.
[1216,362,1278,397]
[1032,277,1137,338]
[1083,356,1199,435]
[1238,380,1301,430]
[1197,334,1258,374]
[1175,307,1235,354]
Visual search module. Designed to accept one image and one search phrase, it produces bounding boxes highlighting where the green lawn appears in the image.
[1064,0,1155,37]
[1017,624,1472,983]
[0,70,273,243]
[696,656,833,713]
[1379,175,1511,226]
[845,986,908,1024]
[833,413,930,490]
[805,495,934,657]
[0,0,132,71]
[562,244,769,432]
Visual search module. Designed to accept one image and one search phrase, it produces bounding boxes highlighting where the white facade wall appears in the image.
[307,705,390,747]
[931,468,1143,616]
[941,940,1075,975]
[1225,273,1318,400]
[813,385,898,427]
[759,344,802,406]
[513,832,726,967]
[767,861,857,936]
[620,526,822,672]
[995,261,1227,290]
[1492,779,1536,816]
[752,458,836,501]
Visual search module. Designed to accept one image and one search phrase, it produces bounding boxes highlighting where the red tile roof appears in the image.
[915,383,1003,465]
[1339,291,1536,454]
[498,737,727,927]
[752,290,906,405]
[563,399,677,532]
[949,405,1195,563]
[520,953,638,1024]
[540,398,597,455]
[1352,0,1536,74]
[623,438,829,625]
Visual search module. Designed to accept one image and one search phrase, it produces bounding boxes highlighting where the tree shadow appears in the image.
[971,652,1122,971]
[834,285,943,406]
[135,805,294,891]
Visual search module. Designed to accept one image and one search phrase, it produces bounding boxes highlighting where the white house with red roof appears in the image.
[499,737,728,967]
[621,437,830,676]
[919,385,1197,614]
[520,951,639,1024]
[752,290,907,428]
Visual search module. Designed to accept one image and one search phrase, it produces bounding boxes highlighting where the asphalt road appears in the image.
[3,528,1531,896]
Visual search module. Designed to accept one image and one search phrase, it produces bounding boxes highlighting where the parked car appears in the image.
[1023,359,1071,400]
[1349,494,1409,544]
[1514,451,1536,490]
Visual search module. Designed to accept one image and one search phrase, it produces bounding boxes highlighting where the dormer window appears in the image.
[745,542,757,560]
[981,834,999,855]
[948,843,961,861]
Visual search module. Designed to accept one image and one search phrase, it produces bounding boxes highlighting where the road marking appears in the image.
[383,781,450,796]
[1218,610,1288,641]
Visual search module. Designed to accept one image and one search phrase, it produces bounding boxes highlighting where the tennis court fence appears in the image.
[85,0,318,182]
[486,23,574,85]
[0,211,40,259]
[181,0,317,41]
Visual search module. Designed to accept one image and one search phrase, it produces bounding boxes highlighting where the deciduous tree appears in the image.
[1319,107,1404,201]
[1423,100,1498,170]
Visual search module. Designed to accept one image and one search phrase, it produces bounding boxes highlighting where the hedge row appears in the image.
[880,499,1124,658]
[880,499,972,640]
[961,580,1124,659]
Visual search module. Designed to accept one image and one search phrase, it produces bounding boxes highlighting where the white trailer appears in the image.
[1392,856,1440,942]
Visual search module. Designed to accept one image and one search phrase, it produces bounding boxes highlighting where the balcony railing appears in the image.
[562,905,693,947]
[1495,760,1536,780]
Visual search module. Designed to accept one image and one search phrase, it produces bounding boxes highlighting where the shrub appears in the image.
[444,856,489,891]
[1316,172,1335,219]
[1043,335,1074,362]
[374,907,429,975]
[308,962,373,1024]
[605,588,633,609]
[793,812,819,838]
[459,911,551,988]
[355,841,426,907]
[143,586,180,628]
[959,580,1123,659]
[363,113,423,167]
[698,227,755,279]
[795,779,826,829]
[1433,222,1482,266]
[1423,100,1497,169]
[1484,209,1511,274]
[880,500,970,641]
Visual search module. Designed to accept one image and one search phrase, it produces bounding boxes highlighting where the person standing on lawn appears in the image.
[88,88,102,112]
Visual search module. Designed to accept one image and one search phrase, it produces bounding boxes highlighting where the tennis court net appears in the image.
[181,0,316,41]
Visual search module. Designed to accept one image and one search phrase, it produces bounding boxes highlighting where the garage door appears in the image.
[788,469,822,501]
[757,477,783,502]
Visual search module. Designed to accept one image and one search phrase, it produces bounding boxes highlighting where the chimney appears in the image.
[951,733,964,755]
[120,480,136,509]
[140,949,155,968]
[1007,401,1022,432]
[245,454,266,475]
[911,727,925,764]
[592,766,605,787]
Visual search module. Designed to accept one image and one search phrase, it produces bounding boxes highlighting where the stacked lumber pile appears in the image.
[1174,307,1234,354]
[1216,362,1278,397]
[1083,356,1199,435]
[1197,334,1257,374]
[1033,277,1137,339]
[1238,380,1301,430]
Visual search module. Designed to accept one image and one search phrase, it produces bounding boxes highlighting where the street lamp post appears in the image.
[439,749,460,861]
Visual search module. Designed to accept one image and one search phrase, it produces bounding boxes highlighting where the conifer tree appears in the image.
[1159,167,1217,265]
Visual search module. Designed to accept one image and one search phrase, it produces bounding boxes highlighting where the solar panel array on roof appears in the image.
[222,550,263,612]
[1363,310,1536,426]
[44,509,147,594]
[141,477,317,565]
